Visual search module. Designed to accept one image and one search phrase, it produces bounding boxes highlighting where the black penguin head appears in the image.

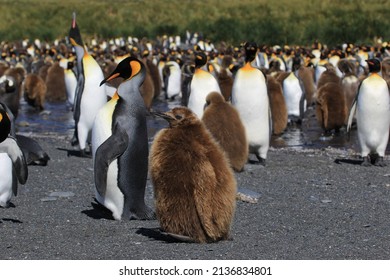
[142,50,150,58]
[68,12,84,47]
[366,58,381,73]
[153,107,199,128]
[292,55,302,71]
[100,56,144,86]
[194,51,207,68]
[0,108,11,143]
[244,41,258,62]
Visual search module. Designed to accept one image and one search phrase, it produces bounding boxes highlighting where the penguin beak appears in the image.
[153,111,175,121]
[100,73,120,86]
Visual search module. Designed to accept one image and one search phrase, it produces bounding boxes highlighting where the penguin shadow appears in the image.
[0,202,16,209]
[135,227,195,243]
[81,201,115,220]
[56,147,92,158]
[334,158,363,165]
[1,217,23,224]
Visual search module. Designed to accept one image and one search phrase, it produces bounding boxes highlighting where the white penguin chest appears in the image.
[0,153,13,205]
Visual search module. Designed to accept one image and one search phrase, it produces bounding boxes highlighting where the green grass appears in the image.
[0,0,389,46]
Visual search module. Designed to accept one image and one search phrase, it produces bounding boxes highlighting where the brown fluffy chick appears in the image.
[150,106,237,243]
[202,92,248,172]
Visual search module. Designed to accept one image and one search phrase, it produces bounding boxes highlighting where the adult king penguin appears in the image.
[0,108,28,207]
[0,107,11,143]
[69,12,107,156]
[187,51,221,119]
[347,58,390,166]
[231,42,271,165]
[92,57,155,221]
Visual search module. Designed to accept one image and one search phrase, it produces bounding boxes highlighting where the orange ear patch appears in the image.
[130,61,141,79]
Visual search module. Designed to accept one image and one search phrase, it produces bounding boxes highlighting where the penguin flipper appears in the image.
[193,161,220,241]
[94,124,128,197]
[347,96,357,134]
[0,137,28,184]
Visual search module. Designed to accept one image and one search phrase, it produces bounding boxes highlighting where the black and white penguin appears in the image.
[0,107,11,143]
[163,60,182,100]
[282,71,306,124]
[59,57,77,108]
[92,56,155,220]
[231,42,271,165]
[347,58,390,166]
[0,74,20,118]
[0,108,28,207]
[187,51,221,119]
[69,12,107,156]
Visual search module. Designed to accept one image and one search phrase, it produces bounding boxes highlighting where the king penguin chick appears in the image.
[92,56,155,221]
[150,107,237,243]
[231,42,271,165]
[69,12,107,156]
[267,75,288,135]
[347,58,390,166]
[316,82,347,134]
[187,51,222,119]
[202,92,248,172]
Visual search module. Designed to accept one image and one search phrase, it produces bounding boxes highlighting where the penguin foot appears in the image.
[374,157,387,167]
[78,149,92,158]
[159,230,196,243]
[361,157,372,167]
[71,135,79,146]
[128,206,156,220]
[255,156,266,166]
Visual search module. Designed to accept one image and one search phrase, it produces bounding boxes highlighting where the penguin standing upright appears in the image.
[202,92,248,172]
[150,107,236,243]
[0,74,20,118]
[347,58,390,166]
[69,12,107,156]
[23,73,46,111]
[267,75,288,135]
[45,61,67,102]
[187,51,221,119]
[0,108,28,207]
[0,107,11,143]
[231,42,271,165]
[282,71,306,124]
[163,60,182,100]
[59,57,77,108]
[92,57,155,221]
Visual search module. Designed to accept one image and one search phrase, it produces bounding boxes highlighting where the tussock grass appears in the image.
[0,0,388,46]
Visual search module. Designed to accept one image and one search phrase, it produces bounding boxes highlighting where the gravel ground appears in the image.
[1,132,390,260]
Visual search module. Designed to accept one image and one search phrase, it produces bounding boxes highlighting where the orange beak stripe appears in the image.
[106,72,121,82]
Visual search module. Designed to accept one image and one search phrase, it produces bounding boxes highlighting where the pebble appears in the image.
[40,197,57,202]
[236,188,261,203]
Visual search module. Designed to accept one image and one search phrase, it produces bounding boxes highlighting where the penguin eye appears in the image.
[175,114,183,120]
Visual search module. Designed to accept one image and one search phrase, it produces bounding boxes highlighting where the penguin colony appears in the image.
[0,12,390,244]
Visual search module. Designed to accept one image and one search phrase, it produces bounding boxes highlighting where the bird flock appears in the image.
[1,13,390,242]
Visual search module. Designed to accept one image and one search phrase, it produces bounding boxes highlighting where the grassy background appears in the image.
[0,0,389,46]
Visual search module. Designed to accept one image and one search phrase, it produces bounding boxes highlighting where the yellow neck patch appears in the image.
[0,113,3,122]
[242,62,253,71]
[112,91,120,100]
